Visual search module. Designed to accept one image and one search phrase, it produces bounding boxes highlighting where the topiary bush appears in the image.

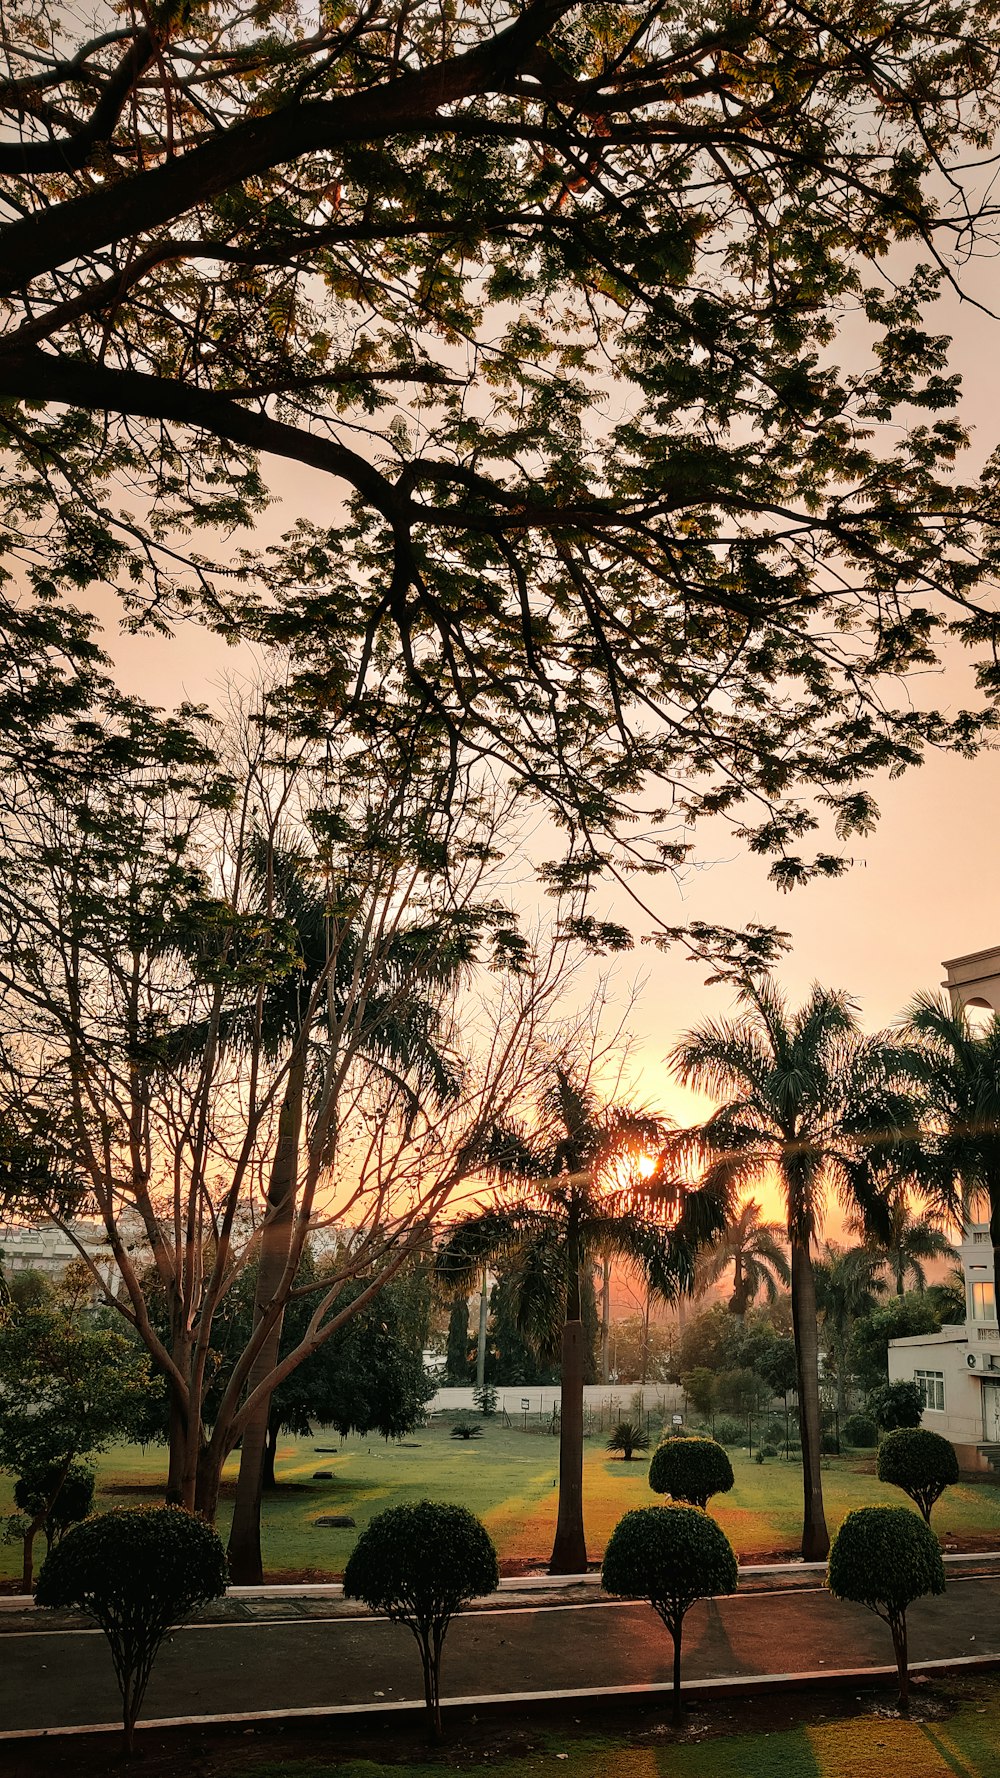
[876,1427,960,1524]
[827,1504,945,1710]
[648,1436,735,1511]
[12,1460,96,1590]
[36,1506,227,1753]
[711,1416,746,1448]
[842,1413,878,1449]
[869,1379,923,1431]
[607,1420,650,1461]
[343,1500,499,1738]
[602,1505,738,1723]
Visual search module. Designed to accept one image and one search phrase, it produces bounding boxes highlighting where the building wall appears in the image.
[888,1215,999,1471]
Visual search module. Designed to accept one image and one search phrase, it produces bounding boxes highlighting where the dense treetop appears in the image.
[4,0,1000,908]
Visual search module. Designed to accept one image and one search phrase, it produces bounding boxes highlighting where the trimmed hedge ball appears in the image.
[826,1504,945,1710]
[648,1436,734,1509]
[876,1427,959,1524]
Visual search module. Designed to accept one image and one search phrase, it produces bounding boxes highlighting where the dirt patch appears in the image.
[0,1677,981,1778]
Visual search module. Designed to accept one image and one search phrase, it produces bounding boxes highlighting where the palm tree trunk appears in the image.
[601,1257,611,1384]
[550,1200,587,1575]
[550,1314,587,1573]
[990,1195,1000,1338]
[227,1047,305,1584]
[476,1270,488,1392]
[790,1239,829,1562]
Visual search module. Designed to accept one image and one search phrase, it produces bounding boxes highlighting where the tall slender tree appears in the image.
[671,980,908,1561]
[851,1193,958,1298]
[814,1242,887,1418]
[693,1198,790,1318]
[436,1066,726,1573]
[897,995,1000,1311]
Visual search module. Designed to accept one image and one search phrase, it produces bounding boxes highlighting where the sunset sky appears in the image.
[90,251,1000,1228]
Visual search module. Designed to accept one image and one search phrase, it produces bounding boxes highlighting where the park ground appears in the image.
[5,1677,1000,1778]
[3,1415,998,1583]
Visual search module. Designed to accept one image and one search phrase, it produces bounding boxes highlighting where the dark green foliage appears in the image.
[602,1505,738,1722]
[36,1507,227,1751]
[445,1299,472,1384]
[450,1421,482,1440]
[877,1428,960,1523]
[869,1380,924,1431]
[842,1413,879,1449]
[681,1368,718,1417]
[849,1296,943,1393]
[607,1421,650,1461]
[343,1502,498,1736]
[648,1437,735,1510]
[827,1505,945,1709]
[711,1417,747,1450]
[473,1384,498,1418]
[14,1461,94,1550]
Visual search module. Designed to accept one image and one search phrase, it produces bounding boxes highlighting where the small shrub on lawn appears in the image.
[876,1427,959,1524]
[607,1420,650,1461]
[450,1421,483,1440]
[603,1505,738,1724]
[648,1436,734,1510]
[343,1500,498,1739]
[869,1380,923,1431]
[827,1504,945,1711]
[842,1413,878,1449]
[758,1443,779,1458]
[36,1506,227,1754]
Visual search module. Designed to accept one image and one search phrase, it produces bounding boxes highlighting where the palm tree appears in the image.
[436,1066,727,1574]
[225,835,465,1582]
[813,1241,886,1417]
[670,978,909,1561]
[897,994,1000,1310]
[693,1196,789,1316]
[854,1193,957,1297]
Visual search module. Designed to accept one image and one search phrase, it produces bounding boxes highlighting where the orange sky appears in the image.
[86,258,1000,1231]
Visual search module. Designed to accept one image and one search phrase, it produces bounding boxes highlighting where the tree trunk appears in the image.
[194,1442,223,1523]
[671,1622,683,1728]
[20,1526,36,1596]
[790,1238,829,1562]
[601,1257,611,1384]
[991,1195,1000,1343]
[262,1417,278,1491]
[549,1315,587,1573]
[227,1048,305,1583]
[476,1271,488,1392]
[891,1609,909,1712]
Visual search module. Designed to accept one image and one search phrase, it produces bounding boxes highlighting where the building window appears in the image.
[914,1370,945,1412]
[972,1281,997,1322]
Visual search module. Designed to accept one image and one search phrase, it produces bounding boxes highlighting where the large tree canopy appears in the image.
[3,0,1000,897]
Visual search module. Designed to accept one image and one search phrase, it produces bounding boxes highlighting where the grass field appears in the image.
[2,1414,999,1581]
[241,1688,1000,1778]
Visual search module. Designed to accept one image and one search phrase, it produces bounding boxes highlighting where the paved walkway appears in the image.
[2,1576,999,1735]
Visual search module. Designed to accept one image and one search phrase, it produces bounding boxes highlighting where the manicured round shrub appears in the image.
[827,1505,945,1710]
[711,1416,746,1448]
[36,1506,227,1752]
[648,1436,735,1510]
[758,1443,779,1459]
[869,1379,923,1431]
[842,1413,878,1449]
[602,1505,738,1722]
[343,1500,498,1737]
[876,1427,959,1524]
[820,1431,839,1455]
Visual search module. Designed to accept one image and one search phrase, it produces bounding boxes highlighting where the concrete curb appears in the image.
[4,1548,997,1612]
[4,1651,1000,1742]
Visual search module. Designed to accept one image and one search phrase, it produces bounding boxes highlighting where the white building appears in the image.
[888,1219,999,1469]
[887,944,1000,1472]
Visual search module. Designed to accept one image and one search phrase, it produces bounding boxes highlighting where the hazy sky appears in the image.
[92,253,1000,1180]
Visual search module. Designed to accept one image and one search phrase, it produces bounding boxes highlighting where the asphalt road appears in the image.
[2,1578,1000,1734]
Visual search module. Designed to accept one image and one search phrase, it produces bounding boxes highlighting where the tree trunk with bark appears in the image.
[790,1238,829,1562]
[550,1201,587,1575]
[227,1048,305,1582]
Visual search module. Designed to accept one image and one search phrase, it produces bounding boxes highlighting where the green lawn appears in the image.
[2,1417,998,1581]
[234,1684,1000,1778]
